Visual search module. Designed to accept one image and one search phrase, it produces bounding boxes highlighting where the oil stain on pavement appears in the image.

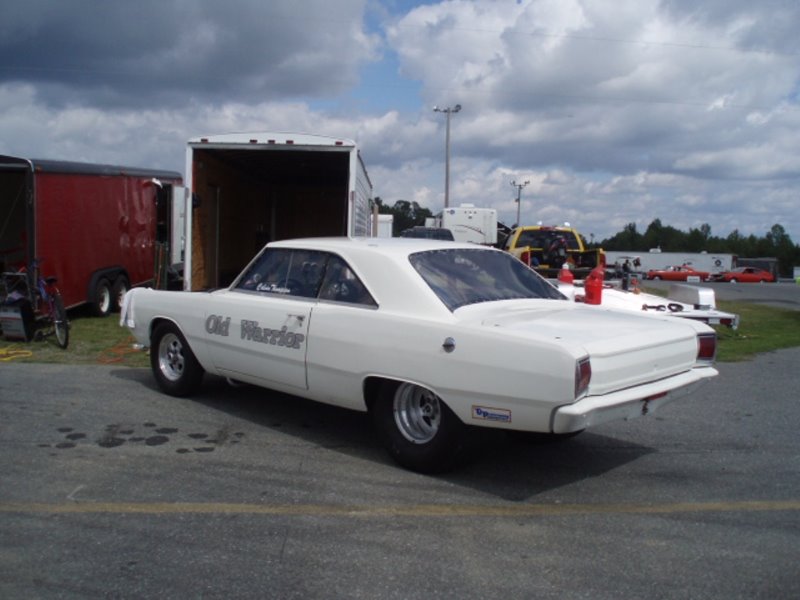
[40,424,245,454]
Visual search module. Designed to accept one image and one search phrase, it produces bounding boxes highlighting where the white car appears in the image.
[121,237,718,472]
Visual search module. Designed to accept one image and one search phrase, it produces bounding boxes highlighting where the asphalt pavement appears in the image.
[1,347,799,599]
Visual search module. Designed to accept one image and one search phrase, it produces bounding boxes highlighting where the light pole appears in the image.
[433,104,461,208]
[511,179,530,226]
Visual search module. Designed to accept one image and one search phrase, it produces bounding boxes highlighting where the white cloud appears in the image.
[0,0,798,243]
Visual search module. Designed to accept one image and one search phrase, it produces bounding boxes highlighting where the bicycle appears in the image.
[1,258,69,349]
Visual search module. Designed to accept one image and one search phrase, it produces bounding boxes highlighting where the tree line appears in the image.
[594,219,799,276]
[375,198,799,277]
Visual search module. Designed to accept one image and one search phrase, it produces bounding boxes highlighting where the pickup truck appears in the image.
[503,224,605,278]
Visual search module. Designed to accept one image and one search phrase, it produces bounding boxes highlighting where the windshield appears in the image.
[409,248,565,311]
[516,229,581,250]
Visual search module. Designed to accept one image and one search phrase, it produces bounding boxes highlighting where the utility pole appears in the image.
[511,179,530,226]
[433,104,461,208]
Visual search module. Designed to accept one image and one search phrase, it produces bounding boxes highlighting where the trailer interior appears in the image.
[0,165,30,274]
[190,148,350,289]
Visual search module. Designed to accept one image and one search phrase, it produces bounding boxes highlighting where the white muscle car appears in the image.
[121,237,718,472]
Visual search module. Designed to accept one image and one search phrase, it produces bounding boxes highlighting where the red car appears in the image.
[645,265,710,281]
[711,267,775,283]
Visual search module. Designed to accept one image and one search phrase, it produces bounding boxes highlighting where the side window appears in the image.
[318,255,376,307]
[565,233,581,250]
[236,249,327,299]
[516,231,535,247]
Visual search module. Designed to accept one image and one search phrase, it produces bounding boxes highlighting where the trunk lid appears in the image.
[458,301,698,396]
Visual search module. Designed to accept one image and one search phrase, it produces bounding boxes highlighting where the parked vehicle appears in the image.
[122,237,717,473]
[605,251,735,277]
[0,155,184,315]
[504,224,604,278]
[183,132,372,290]
[645,265,710,282]
[426,204,498,244]
[711,267,775,283]
[555,278,739,329]
[400,226,454,241]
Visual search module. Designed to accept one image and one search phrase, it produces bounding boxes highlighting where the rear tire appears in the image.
[90,278,112,316]
[371,381,467,473]
[150,322,204,397]
[53,294,69,349]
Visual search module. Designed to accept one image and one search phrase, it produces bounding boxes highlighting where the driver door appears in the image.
[203,248,326,390]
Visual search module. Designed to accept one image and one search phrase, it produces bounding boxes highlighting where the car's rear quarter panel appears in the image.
[305,303,578,430]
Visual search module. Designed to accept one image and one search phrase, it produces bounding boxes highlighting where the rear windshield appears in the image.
[409,248,565,311]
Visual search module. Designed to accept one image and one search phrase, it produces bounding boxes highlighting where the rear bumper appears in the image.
[550,366,717,433]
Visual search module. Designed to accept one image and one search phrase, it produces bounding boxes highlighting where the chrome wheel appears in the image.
[393,383,442,444]
[150,322,203,396]
[373,380,466,472]
[158,332,186,382]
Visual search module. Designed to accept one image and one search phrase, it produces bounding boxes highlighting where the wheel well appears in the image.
[148,317,181,345]
[363,377,393,412]
[363,376,445,412]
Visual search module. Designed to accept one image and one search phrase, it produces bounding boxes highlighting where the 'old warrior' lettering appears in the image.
[241,320,305,349]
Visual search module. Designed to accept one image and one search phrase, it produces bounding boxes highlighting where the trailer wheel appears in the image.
[111,276,129,312]
[90,278,112,316]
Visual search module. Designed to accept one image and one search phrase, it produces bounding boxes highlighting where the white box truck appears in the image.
[183,132,372,290]
[428,204,497,245]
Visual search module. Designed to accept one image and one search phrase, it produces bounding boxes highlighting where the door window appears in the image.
[236,248,326,298]
[235,249,375,306]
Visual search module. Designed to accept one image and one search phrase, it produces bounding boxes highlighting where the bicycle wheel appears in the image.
[53,294,69,349]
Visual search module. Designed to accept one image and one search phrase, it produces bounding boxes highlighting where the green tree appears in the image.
[602,222,642,250]
[377,199,433,236]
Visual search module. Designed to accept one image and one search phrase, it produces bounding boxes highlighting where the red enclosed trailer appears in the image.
[0,155,184,315]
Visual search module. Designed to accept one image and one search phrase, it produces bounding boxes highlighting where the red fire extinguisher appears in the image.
[584,266,604,305]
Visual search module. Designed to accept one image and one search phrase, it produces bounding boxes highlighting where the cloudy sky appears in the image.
[1,0,798,242]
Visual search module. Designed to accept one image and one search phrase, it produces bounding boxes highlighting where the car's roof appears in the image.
[263,237,504,317]
[267,236,483,258]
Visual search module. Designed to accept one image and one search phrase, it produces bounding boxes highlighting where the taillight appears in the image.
[697,333,717,363]
[520,251,531,266]
[575,356,591,399]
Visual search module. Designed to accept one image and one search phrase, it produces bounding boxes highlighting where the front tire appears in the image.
[371,381,467,473]
[150,322,204,397]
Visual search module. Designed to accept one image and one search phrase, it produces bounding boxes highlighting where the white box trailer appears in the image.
[376,214,394,238]
[183,132,372,290]
[429,204,498,244]
[605,251,736,276]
